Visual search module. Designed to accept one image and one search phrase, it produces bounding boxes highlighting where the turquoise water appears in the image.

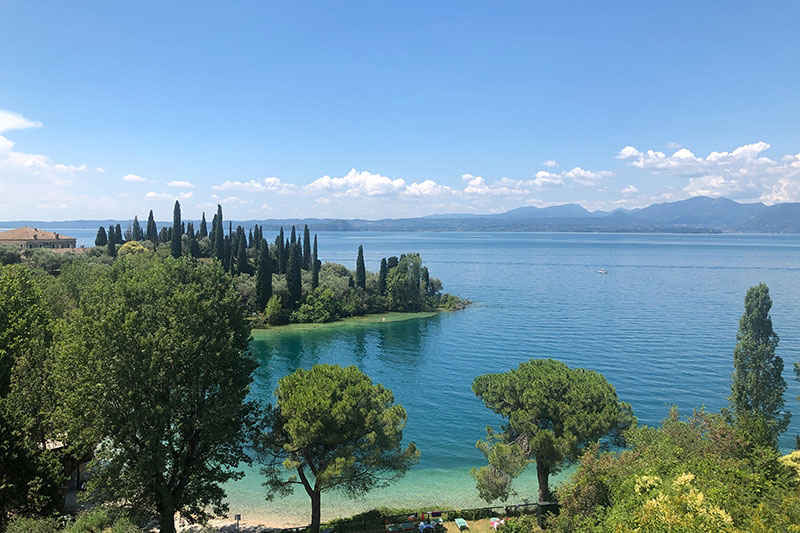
[225,232,800,525]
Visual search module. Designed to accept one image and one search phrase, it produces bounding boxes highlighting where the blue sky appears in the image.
[2,1,800,221]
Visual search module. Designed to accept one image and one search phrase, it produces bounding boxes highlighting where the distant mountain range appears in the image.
[4,197,800,234]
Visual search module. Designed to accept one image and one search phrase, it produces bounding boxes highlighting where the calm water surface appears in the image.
[221,232,800,524]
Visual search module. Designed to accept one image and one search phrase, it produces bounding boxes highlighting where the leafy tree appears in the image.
[730,283,788,446]
[356,245,366,290]
[291,287,339,323]
[264,294,288,325]
[386,256,399,271]
[0,244,20,266]
[236,228,249,274]
[53,256,258,533]
[146,210,158,243]
[214,204,225,262]
[471,358,634,503]
[132,215,143,241]
[200,212,208,238]
[385,254,422,311]
[378,258,388,295]
[256,364,419,533]
[311,235,319,289]
[303,225,311,269]
[95,226,108,246]
[256,241,272,312]
[106,226,117,257]
[171,200,182,258]
[286,242,303,306]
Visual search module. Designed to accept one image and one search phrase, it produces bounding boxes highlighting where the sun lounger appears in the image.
[401,522,415,533]
[454,519,469,530]
[386,525,401,533]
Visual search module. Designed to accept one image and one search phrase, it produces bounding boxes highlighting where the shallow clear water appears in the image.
[222,232,800,525]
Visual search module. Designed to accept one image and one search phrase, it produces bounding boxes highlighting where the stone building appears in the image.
[0,226,77,250]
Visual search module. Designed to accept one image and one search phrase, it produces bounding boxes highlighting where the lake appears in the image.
[220,232,800,526]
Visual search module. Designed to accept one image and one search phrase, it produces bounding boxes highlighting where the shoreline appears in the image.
[250,310,444,335]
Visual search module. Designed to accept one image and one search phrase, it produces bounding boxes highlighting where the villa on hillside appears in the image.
[0,226,77,250]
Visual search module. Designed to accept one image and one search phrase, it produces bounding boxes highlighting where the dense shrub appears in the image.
[0,243,21,265]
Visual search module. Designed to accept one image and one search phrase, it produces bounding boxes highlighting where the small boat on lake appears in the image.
[597,268,608,274]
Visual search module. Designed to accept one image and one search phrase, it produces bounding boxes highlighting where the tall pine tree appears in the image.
[200,212,208,238]
[236,227,249,274]
[277,228,286,274]
[303,225,311,269]
[355,245,366,290]
[132,216,143,241]
[171,201,182,258]
[146,210,158,244]
[256,241,272,312]
[214,205,225,262]
[290,225,296,246]
[378,257,388,295]
[311,234,319,289]
[115,224,124,244]
[107,225,117,257]
[730,283,789,446]
[286,242,303,307]
[95,226,108,246]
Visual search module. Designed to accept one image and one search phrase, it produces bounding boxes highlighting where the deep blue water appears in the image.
[227,232,800,524]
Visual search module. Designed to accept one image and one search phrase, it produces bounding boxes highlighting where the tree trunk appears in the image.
[309,489,322,533]
[536,461,551,502]
[158,502,176,533]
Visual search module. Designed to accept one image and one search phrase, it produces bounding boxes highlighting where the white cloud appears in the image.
[404,179,453,197]
[145,191,193,201]
[305,169,407,197]
[621,185,639,195]
[96,167,106,173]
[167,180,194,188]
[123,173,147,182]
[213,177,296,194]
[0,109,42,133]
[542,160,558,167]
[618,141,800,202]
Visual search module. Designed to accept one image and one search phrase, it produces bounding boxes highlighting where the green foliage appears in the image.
[256,364,419,533]
[730,283,788,447]
[385,254,422,312]
[28,249,75,275]
[53,255,258,533]
[291,287,339,323]
[6,516,61,533]
[286,242,303,306]
[378,257,387,295]
[255,241,272,312]
[356,245,366,289]
[171,200,182,258]
[0,243,21,265]
[550,408,800,533]
[471,359,634,503]
[264,294,289,325]
[146,210,157,244]
[95,226,108,246]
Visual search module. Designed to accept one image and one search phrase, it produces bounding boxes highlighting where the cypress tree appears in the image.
[311,234,319,289]
[190,234,201,258]
[95,226,108,246]
[115,224,124,244]
[236,227,249,273]
[214,205,225,261]
[132,216,143,241]
[224,235,233,273]
[290,225,296,245]
[286,242,303,306]
[303,225,311,270]
[158,226,169,244]
[171,201,182,258]
[248,228,254,249]
[107,227,116,257]
[356,245,366,290]
[278,228,286,273]
[200,212,208,238]
[146,210,158,243]
[421,266,431,297]
[387,256,399,270]
[187,221,194,238]
[378,258,388,295]
[255,241,272,312]
[166,227,172,244]
[730,283,789,445]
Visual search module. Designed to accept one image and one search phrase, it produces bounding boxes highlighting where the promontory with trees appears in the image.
[1,203,800,532]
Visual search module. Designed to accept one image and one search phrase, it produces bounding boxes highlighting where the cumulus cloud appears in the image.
[0,109,42,133]
[618,141,800,203]
[213,177,296,194]
[305,169,407,197]
[542,160,558,167]
[167,180,194,188]
[123,173,147,182]
[621,185,639,195]
[145,191,193,201]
